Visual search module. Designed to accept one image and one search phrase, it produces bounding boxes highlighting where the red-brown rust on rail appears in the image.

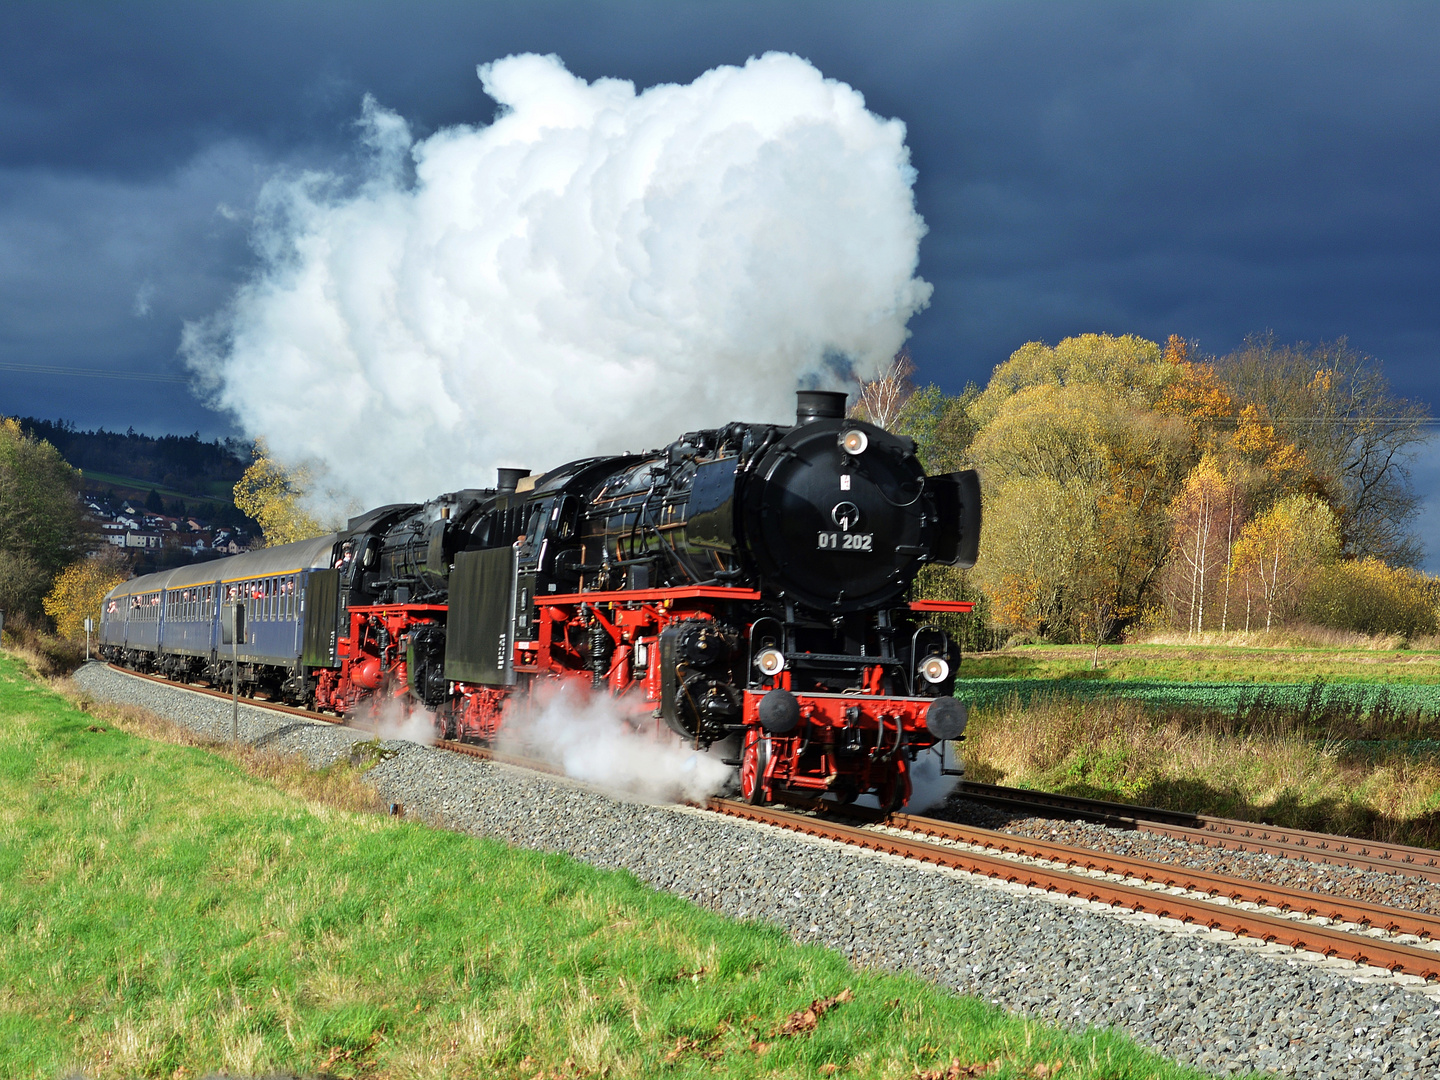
[957,780,1440,884]
[708,797,1440,981]
[887,810,1440,941]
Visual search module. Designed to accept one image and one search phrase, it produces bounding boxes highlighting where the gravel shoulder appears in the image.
[73,662,1440,1079]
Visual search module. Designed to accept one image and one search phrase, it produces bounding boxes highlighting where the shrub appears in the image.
[0,548,47,619]
[0,614,87,676]
[43,548,129,640]
[1300,557,1439,639]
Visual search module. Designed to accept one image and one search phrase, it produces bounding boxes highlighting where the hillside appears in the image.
[17,417,250,518]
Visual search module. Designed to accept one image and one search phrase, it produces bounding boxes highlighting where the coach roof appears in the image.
[104,533,340,602]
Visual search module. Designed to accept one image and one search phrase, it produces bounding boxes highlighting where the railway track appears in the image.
[956,780,1440,883]
[103,664,558,774]
[710,798,1440,981]
[102,663,1440,981]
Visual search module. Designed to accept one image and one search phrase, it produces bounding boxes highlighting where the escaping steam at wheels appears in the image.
[99,392,981,810]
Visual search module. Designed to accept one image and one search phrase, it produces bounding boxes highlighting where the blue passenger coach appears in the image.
[98,533,341,702]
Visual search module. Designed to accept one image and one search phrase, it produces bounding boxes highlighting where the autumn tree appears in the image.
[1156,335,1236,433]
[1300,558,1439,640]
[0,550,47,622]
[1216,336,1428,564]
[1162,457,1249,634]
[233,439,323,547]
[892,383,980,474]
[0,417,85,583]
[1229,494,1340,631]
[968,333,1180,431]
[970,377,1193,649]
[43,548,130,640]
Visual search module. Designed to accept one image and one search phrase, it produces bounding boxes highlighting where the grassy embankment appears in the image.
[958,637,1440,846]
[0,650,1208,1080]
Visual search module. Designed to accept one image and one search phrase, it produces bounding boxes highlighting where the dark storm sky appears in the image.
[3,1,1439,547]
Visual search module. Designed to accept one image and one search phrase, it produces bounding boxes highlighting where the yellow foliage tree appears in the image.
[1300,558,1439,639]
[968,332,1177,430]
[233,439,323,547]
[1156,335,1235,427]
[43,550,129,640]
[1229,494,1340,631]
[970,380,1193,650]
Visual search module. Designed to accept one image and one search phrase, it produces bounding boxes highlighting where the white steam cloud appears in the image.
[184,52,931,506]
[499,683,735,804]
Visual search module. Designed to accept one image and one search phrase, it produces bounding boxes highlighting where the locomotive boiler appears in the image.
[100,390,981,810]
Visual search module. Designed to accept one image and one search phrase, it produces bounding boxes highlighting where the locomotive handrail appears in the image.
[544,586,763,604]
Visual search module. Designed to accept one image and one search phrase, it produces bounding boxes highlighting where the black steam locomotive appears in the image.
[101,390,980,809]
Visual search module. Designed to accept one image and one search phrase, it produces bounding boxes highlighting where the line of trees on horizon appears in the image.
[864,333,1437,652]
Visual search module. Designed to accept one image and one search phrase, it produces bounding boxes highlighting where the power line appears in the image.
[0,362,191,384]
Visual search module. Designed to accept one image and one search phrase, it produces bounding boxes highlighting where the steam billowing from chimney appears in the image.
[183,52,932,507]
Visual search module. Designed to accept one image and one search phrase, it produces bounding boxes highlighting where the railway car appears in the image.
[102,391,981,809]
[99,535,340,701]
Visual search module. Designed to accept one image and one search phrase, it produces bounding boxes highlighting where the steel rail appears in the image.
[886,811,1440,941]
[958,780,1440,883]
[709,798,1440,980]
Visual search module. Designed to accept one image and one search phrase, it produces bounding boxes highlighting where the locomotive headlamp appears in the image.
[919,655,951,684]
[755,647,787,676]
[839,428,869,456]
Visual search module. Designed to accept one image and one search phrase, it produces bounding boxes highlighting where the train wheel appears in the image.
[739,727,769,805]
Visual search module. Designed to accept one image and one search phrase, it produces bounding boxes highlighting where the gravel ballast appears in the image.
[72,662,1440,1078]
[939,799,1440,916]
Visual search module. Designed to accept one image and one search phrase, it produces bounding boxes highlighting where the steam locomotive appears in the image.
[99,391,980,809]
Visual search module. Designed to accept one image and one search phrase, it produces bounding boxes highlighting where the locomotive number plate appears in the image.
[817,531,874,552]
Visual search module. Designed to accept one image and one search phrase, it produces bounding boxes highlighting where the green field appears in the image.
[957,676,1440,717]
[79,468,237,508]
[959,642,1440,686]
[0,651,1208,1080]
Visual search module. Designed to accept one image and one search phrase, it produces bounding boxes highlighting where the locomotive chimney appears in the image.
[795,390,848,425]
[496,467,530,493]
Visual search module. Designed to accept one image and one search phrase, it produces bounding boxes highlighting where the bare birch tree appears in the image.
[854,349,917,431]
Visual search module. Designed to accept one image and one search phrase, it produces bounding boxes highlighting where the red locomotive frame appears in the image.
[314,585,972,807]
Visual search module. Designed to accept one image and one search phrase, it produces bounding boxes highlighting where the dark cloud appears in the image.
[2,0,1438,541]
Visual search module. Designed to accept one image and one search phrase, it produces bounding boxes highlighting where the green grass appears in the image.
[0,651,1212,1080]
[960,642,1440,685]
[79,469,236,508]
[957,676,1440,718]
